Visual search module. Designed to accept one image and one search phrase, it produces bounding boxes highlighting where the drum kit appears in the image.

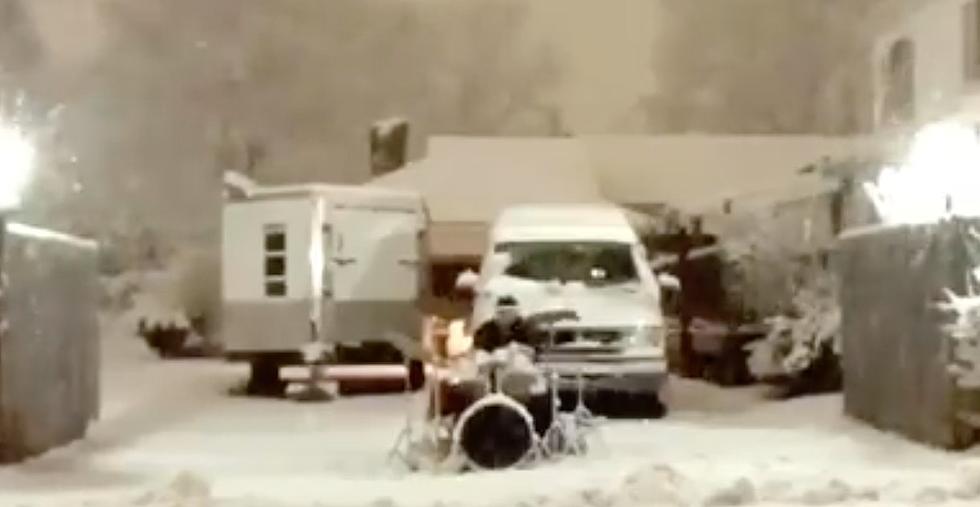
[388,309,604,472]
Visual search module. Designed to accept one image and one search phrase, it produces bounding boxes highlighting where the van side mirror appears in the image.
[455,269,479,293]
[657,272,681,291]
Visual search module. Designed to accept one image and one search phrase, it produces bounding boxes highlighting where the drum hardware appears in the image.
[388,311,604,473]
[538,367,600,458]
[386,352,421,469]
[535,311,601,459]
[386,322,457,471]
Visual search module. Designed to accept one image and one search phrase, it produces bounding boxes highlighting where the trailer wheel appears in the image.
[246,358,287,397]
[407,359,425,391]
[639,392,668,419]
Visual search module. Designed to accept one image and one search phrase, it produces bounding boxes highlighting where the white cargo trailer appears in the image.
[221,183,428,394]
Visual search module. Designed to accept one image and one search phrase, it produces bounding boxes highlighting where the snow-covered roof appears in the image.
[372,117,408,137]
[366,134,862,257]
[495,204,632,229]
[492,204,639,244]
[583,135,861,214]
[238,182,425,211]
[368,136,604,223]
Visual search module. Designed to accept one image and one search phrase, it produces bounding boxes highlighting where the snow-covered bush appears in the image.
[100,245,220,356]
[939,275,980,390]
[745,271,841,381]
[715,207,842,388]
[937,225,980,390]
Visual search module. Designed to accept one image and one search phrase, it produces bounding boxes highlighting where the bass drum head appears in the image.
[453,394,535,470]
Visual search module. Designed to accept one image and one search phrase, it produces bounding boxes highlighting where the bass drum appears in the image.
[452,393,536,470]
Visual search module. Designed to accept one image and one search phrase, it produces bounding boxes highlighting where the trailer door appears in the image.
[331,206,419,302]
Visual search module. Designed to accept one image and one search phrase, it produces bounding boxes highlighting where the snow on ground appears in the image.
[3,315,980,506]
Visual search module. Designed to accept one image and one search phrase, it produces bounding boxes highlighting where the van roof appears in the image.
[491,204,638,244]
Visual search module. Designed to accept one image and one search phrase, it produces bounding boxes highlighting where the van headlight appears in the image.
[627,325,664,348]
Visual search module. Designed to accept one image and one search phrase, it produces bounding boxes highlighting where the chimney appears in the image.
[369,117,409,177]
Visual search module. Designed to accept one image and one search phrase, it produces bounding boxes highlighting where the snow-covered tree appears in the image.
[938,227,980,390]
[711,205,842,387]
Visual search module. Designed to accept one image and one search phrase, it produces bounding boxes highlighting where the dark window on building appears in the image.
[881,38,916,126]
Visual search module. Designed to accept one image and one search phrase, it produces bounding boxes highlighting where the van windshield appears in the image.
[495,241,639,286]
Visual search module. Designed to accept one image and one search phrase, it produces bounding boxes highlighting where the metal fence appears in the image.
[0,223,100,463]
[838,220,980,449]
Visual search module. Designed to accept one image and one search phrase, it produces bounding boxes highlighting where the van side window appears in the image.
[264,224,287,297]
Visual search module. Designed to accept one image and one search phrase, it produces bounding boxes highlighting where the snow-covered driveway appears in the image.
[3,323,980,507]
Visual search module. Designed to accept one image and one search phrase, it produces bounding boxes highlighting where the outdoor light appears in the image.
[865,121,980,225]
[0,123,36,212]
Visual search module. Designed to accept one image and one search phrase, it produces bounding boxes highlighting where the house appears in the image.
[368,134,860,301]
[873,0,980,135]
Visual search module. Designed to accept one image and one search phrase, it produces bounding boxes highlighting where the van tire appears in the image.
[408,359,425,391]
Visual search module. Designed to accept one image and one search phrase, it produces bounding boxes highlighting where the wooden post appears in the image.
[0,215,6,461]
[677,226,695,377]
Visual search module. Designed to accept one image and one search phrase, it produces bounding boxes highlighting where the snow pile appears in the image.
[130,471,212,506]
[373,117,408,138]
[223,171,260,200]
[83,472,288,507]
[745,270,841,384]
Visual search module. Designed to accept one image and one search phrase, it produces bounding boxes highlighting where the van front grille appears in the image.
[539,328,625,354]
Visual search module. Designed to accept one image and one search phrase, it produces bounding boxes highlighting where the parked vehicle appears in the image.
[221,183,428,395]
[457,204,670,416]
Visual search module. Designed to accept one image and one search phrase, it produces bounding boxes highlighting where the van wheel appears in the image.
[408,360,425,391]
[246,358,287,397]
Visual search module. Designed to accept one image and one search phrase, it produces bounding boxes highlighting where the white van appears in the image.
[221,183,427,394]
[462,204,668,412]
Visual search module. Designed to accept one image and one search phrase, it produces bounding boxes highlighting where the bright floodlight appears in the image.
[865,121,980,225]
[0,124,36,211]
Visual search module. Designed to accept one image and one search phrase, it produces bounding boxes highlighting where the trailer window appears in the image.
[265,229,286,252]
[265,280,286,297]
[264,224,287,297]
[265,256,285,276]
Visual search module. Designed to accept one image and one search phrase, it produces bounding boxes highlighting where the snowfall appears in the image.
[4,312,980,507]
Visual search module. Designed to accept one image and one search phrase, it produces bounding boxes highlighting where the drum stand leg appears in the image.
[540,370,567,458]
[387,360,430,470]
[568,370,592,455]
[572,369,607,455]
[387,358,419,469]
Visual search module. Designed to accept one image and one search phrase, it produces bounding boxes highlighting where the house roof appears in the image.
[582,135,860,213]
[367,135,863,258]
[367,136,605,224]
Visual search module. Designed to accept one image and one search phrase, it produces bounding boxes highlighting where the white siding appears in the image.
[329,207,420,302]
